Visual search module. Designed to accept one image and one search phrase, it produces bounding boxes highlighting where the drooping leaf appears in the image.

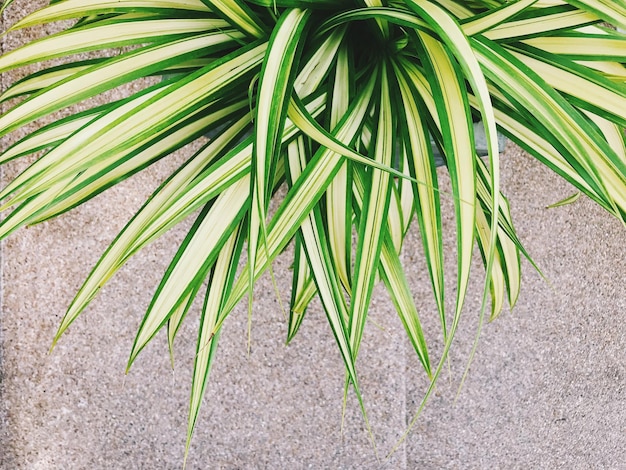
[0,0,624,460]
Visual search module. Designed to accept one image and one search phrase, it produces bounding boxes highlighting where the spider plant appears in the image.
[1,0,625,460]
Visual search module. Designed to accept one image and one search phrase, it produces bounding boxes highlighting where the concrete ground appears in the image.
[1,4,625,469]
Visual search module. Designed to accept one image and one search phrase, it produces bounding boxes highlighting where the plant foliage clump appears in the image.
[0,0,625,455]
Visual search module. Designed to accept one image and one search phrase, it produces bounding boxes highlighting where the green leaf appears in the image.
[185,223,245,461]
[348,62,394,359]
[509,44,626,127]
[285,135,355,382]
[1,0,625,460]
[53,120,253,344]
[393,59,445,336]
[474,37,626,217]
[351,163,431,376]
[29,100,250,223]
[483,4,600,41]
[199,0,266,38]
[325,41,353,293]
[126,176,248,368]
[546,192,581,209]
[219,73,377,343]
[0,107,102,164]
[0,60,100,103]
[462,0,539,37]
[522,32,626,62]
[8,0,212,30]
[567,0,626,30]
[0,17,230,74]
[414,28,477,338]
[249,9,311,320]
[287,240,315,342]
[0,30,245,138]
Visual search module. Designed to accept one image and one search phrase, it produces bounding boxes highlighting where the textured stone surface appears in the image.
[405,144,626,469]
[1,4,625,469]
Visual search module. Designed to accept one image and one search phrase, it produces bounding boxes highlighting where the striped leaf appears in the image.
[9,0,212,30]
[184,223,244,459]
[249,9,311,318]
[393,59,446,335]
[1,0,625,459]
[348,62,394,359]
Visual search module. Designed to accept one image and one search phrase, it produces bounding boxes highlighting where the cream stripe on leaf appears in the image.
[54,93,328,345]
[185,225,243,461]
[475,205,506,320]
[582,111,626,165]
[351,164,431,376]
[0,107,103,164]
[9,1,212,29]
[325,42,353,293]
[522,34,626,62]
[249,8,311,328]
[508,45,626,127]
[0,61,98,103]
[473,38,626,217]
[128,177,249,368]
[567,0,626,30]
[415,29,477,344]
[496,203,522,314]
[473,148,535,275]
[0,18,230,73]
[348,62,394,359]
[399,151,418,243]
[219,75,377,333]
[462,0,539,37]
[432,0,473,20]
[200,0,266,38]
[288,237,314,342]
[293,27,345,96]
[386,172,406,255]
[483,5,599,41]
[167,212,245,355]
[393,58,446,337]
[0,31,244,138]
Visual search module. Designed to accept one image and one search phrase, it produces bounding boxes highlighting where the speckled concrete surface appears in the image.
[404,145,626,469]
[1,4,625,469]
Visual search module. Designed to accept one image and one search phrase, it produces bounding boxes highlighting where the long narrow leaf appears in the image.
[249,9,311,321]
[348,62,394,359]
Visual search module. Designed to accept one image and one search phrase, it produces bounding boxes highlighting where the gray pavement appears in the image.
[1,4,625,469]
